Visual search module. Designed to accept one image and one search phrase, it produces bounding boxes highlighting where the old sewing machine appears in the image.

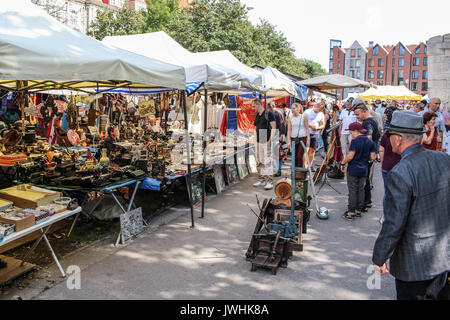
[246,141,310,275]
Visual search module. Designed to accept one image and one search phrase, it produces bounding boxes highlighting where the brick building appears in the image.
[331,39,429,99]
[33,0,147,34]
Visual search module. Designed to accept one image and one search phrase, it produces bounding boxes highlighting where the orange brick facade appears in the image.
[331,41,429,97]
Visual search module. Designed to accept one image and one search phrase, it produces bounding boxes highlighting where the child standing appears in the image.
[340,122,377,219]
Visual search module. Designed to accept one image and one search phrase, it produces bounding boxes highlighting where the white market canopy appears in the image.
[0,0,187,92]
[192,49,264,92]
[358,85,422,101]
[103,31,265,92]
[299,74,371,91]
[260,66,307,99]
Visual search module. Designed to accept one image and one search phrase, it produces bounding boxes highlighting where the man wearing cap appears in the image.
[372,111,450,300]
[340,122,376,219]
[339,97,357,160]
[353,98,380,210]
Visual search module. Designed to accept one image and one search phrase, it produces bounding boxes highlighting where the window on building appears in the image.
[398,70,404,85]
[423,57,428,66]
[357,48,362,57]
[350,60,355,68]
[424,46,427,54]
[338,62,341,69]
[356,70,361,79]
[422,82,428,91]
[329,61,333,72]
[351,49,356,57]
[368,70,375,79]
[356,59,361,67]
[377,81,384,85]
[391,70,395,85]
[399,58,405,67]
[330,40,342,49]
[373,46,379,56]
[368,59,375,67]
[399,44,406,56]
[412,70,419,79]
[413,57,420,66]
[392,58,395,67]
[350,70,355,78]
[423,70,428,79]
[377,70,384,79]
[330,49,334,59]
[378,58,385,67]
[415,46,421,54]
[393,48,396,56]
[411,82,418,91]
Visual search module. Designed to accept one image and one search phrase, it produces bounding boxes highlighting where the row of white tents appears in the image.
[0,0,308,99]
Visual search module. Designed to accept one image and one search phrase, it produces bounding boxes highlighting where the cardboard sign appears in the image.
[236,152,249,179]
[120,207,144,245]
[213,165,226,194]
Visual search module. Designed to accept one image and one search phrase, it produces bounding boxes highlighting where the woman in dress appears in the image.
[422,111,438,151]
[286,103,310,167]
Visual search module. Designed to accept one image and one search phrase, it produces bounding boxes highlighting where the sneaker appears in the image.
[354,212,362,218]
[264,182,274,190]
[253,181,264,187]
[378,216,384,225]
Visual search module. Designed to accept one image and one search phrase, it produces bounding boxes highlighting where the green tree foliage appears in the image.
[88,9,146,40]
[88,0,326,79]
[144,0,179,32]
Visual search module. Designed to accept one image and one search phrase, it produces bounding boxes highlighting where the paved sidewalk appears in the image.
[2,160,396,300]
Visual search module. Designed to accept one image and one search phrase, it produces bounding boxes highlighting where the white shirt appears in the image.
[289,114,307,138]
[339,108,357,135]
[304,109,324,136]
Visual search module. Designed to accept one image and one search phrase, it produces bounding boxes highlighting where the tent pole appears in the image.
[201,88,207,219]
[182,90,195,228]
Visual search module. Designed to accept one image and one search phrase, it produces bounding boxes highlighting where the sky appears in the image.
[240,0,449,71]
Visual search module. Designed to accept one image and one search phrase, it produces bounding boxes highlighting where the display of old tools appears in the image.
[246,142,311,275]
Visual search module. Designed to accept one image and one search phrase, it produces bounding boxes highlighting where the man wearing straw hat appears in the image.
[372,111,450,300]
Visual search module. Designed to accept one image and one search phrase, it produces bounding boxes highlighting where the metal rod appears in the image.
[127,181,141,212]
[201,88,208,218]
[67,212,80,238]
[43,233,66,277]
[182,90,195,228]
[291,140,295,221]
[300,141,320,214]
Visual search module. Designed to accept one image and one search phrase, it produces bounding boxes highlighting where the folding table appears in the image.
[0,207,82,278]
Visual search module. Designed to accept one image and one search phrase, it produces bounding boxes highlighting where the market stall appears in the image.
[357,85,423,101]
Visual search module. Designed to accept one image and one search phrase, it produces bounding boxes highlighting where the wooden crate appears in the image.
[0,212,35,232]
[0,185,62,209]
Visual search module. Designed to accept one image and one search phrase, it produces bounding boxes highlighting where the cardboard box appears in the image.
[0,211,35,232]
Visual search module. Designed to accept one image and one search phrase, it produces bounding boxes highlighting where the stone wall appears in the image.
[427,33,450,110]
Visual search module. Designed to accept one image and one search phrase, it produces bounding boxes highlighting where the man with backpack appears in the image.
[253,98,277,190]
[268,101,287,176]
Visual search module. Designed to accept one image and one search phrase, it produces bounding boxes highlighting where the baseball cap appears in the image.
[348,121,367,133]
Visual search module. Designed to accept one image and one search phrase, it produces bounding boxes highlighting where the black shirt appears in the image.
[362,117,380,143]
[254,110,276,143]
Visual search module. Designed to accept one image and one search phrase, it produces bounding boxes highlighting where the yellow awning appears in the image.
[358,85,422,101]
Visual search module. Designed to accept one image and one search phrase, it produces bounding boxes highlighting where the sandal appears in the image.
[342,212,356,220]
